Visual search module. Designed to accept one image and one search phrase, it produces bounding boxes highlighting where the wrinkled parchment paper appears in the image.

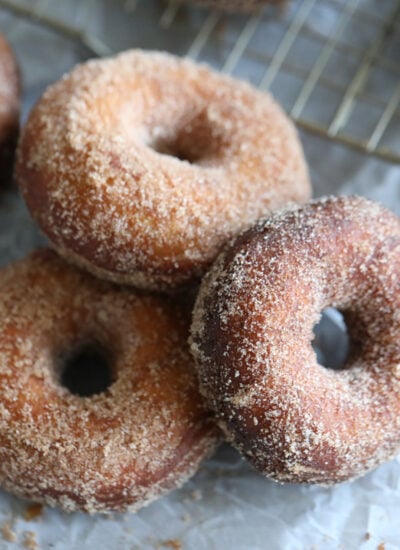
[0,1,399,548]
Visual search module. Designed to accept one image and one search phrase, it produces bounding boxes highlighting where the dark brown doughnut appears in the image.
[191,195,400,484]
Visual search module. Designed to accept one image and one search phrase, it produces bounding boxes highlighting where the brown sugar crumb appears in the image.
[23,531,38,550]
[160,540,182,550]
[24,503,43,521]
[2,521,17,542]
[377,544,385,550]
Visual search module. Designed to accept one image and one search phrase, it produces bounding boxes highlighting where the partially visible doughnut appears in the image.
[0,250,218,513]
[16,49,310,291]
[191,195,400,484]
[0,34,20,186]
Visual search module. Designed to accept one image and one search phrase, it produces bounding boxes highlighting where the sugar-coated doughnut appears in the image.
[0,250,218,513]
[0,34,20,186]
[16,49,310,291]
[191,196,400,484]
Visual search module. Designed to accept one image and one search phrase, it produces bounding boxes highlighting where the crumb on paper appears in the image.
[159,540,182,550]
[365,533,371,540]
[215,467,236,478]
[23,531,38,550]
[2,521,17,542]
[190,489,202,501]
[24,503,43,521]
[182,488,203,505]
[377,544,385,550]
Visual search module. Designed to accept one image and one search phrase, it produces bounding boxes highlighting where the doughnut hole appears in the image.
[312,307,350,370]
[150,109,225,165]
[59,341,115,397]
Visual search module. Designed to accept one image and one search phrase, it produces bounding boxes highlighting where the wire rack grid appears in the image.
[0,0,399,164]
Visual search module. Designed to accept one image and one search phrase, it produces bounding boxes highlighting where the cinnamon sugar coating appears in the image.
[191,195,400,484]
[0,34,20,186]
[16,49,310,291]
[0,250,218,513]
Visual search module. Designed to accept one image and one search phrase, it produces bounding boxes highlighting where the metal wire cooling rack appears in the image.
[0,0,399,164]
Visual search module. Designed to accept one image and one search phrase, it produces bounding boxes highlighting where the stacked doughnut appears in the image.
[0,250,219,513]
[191,196,400,484]
[2,44,399,515]
[16,50,310,290]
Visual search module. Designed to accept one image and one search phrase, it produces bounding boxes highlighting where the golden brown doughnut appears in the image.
[191,195,400,484]
[0,34,20,186]
[16,49,310,291]
[0,250,218,513]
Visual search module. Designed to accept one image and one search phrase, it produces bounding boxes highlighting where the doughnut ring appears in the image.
[0,34,20,186]
[0,250,218,513]
[191,195,400,484]
[16,49,310,290]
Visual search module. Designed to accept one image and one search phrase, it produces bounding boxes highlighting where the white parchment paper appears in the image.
[0,1,399,548]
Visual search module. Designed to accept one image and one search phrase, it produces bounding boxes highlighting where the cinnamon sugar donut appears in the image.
[191,195,400,484]
[16,50,310,291]
[0,34,20,186]
[0,250,218,513]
